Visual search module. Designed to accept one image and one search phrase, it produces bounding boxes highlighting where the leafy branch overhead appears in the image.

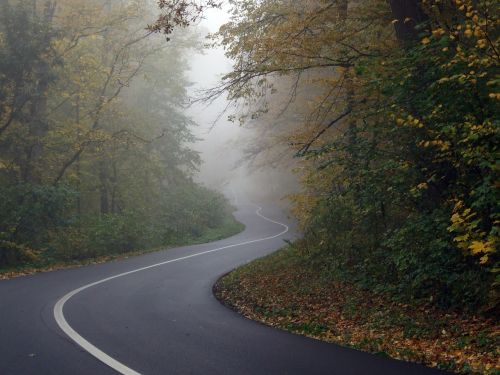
[149,0,222,38]
[153,0,499,315]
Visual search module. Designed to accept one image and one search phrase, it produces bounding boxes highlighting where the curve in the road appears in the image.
[53,205,288,375]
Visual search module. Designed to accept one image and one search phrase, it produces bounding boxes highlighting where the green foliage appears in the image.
[0,2,58,108]
[296,0,498,310]
[0,183,75,244]
[383,211,490,308]
[0,1,241,271]
[0,183,73,267]
[205,0,499,311]
[0,181,241,268]
[48,186,239,260]
[0,240,39,268]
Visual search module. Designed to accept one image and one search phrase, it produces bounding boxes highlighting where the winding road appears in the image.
[0,200,446,374]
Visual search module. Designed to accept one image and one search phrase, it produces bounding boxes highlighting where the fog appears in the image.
[186,7,299,206]
[0,0,264,269]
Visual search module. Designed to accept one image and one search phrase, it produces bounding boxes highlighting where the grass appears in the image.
[0,215,245,280]
[214,246,500,375]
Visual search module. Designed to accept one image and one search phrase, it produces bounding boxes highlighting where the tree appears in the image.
[0,1,58,183]
[0,0,237,268]
[151,0,499,309]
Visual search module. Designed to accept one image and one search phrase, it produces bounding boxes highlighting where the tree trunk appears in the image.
[110,161,118,214]
[99,161,109,215]
[76,97,81,214]
[338,0,357,193]
[24,0,57,184]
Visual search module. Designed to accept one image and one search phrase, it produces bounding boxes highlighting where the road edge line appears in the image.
[53,205,289,375]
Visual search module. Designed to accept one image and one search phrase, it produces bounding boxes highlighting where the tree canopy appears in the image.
[0,0,240,269]
[154,0,499,311]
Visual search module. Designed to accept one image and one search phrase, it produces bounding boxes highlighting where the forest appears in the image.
[0,0,498,373]
[154,0,499,311]
[153,0,498,372]
[0,0,241,272]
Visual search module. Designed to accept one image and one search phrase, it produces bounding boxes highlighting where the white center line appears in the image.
[53,205,289,375]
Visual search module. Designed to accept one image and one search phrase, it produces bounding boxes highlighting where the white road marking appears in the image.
[54,205,289,375]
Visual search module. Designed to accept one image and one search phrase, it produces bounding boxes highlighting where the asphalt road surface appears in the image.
[0,201,448,375]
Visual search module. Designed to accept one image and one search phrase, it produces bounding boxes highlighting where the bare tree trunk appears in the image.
[24,0,57,184]
[110,160,118,214]
[25,83,49,184]
[337,0,360,264]
[76,97,82,214]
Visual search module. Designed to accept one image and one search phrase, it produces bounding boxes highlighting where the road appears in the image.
[0,201,447,375]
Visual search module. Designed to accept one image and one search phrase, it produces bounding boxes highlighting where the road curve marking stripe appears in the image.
[54,206,289,375]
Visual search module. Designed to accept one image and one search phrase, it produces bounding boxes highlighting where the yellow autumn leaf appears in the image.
[451,213,463,224]
[469,241,494,255]
[454,234,469,242]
